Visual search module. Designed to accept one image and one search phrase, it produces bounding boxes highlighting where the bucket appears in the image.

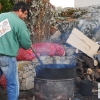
[34,64,76,100]
[35,64,76,79]
[34,78,74,100]
[79,80,93,96]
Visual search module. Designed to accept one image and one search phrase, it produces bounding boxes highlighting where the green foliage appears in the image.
[0,0,14,13]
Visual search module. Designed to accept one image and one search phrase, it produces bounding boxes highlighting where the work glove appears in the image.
[94,54,100,63]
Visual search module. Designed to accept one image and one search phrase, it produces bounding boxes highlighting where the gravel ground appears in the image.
[0,86,98,100]
[74,92,98,100]
[0,87,34,100]
[0,87,7,100]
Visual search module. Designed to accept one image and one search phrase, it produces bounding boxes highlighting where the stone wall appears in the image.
[27,0,55,43]
[51,5,100,44]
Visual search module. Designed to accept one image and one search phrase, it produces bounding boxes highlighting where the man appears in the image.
[0,1,32,100]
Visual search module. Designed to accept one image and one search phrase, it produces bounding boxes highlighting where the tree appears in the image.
[0,0,13,13]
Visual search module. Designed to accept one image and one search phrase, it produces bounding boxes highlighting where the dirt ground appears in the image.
[0,86,98,100]
[0,87,34,100]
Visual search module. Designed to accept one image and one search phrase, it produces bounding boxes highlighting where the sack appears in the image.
[53,43,65,56]
[32,42,65,56]
[16,42,65,61]
[32,42,56,56]
[0,74,6,89]
[16,48,40,61]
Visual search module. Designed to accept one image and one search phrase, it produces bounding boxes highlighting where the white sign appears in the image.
[66,28,100,66]
[98,83,100,98]
[0,19,11,37]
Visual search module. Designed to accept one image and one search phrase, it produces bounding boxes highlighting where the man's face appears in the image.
[18,9,28,20]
